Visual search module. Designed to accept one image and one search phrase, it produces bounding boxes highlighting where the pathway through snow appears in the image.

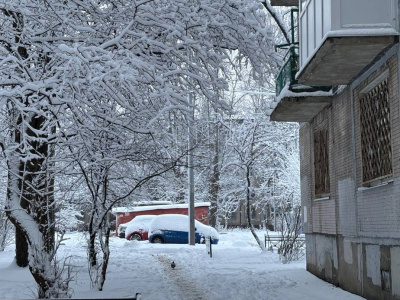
[155,254,207,300]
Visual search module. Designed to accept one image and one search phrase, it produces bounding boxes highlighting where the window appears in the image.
[314,129,330,197]
[359,76,392,184]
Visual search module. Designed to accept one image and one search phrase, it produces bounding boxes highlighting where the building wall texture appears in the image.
[301,47,400,299]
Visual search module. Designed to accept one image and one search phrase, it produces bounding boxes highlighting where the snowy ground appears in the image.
[0,230,364,300]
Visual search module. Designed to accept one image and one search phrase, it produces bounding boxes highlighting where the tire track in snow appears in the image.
[155,254,207,300]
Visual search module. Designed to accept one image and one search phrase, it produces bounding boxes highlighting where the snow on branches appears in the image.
[0,0,280,297]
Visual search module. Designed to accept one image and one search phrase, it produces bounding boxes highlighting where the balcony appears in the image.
[271,15,332,122]
[271,49,332,122]
[270,92,332,122]
[297,0,398,86]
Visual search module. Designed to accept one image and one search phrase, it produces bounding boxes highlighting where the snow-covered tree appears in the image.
[0,0,281,296]
[66,107,184,290]
[260,122,300,225]
[0,161,12,252]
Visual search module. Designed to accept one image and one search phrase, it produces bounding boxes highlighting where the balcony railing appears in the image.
[276,7,331,96]
[276,46,299,96]
[276,45,331,96]
[276,8,299,96]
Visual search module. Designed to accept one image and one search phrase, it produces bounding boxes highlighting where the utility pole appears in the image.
[188,83,195,245]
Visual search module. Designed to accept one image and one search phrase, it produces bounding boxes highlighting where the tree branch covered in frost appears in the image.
[65,112,186,290]
[261,0,291,44]
[0,156,13,251]
[0,0,281,297]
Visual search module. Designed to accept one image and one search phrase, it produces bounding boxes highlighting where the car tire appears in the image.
[152,236,164,243]
[130,234,142,241]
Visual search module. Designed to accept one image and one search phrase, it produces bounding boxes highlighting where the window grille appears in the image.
[314,129,330,197]
[360,77,392,184]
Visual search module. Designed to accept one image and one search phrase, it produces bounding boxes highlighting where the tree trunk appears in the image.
[98,227,111,291]
[15,229,29,266]
[5,94,63,297]
[246,165,265,251]
[88,231,97,267]
[209,123,220,227]
[12,102,29,267]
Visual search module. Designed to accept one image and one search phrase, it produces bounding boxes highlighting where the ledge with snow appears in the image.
[269,84,332,122]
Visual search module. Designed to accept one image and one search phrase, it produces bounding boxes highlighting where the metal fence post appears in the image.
[206,236,212,258]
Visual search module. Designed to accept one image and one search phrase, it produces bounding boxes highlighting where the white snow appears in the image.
[125,215,157,237]
[113,202,210,213]
[0,230,365,300]
[326,27,399,36]
[149,214,219,239]
[275,84,333,104]
[268,83,333,116]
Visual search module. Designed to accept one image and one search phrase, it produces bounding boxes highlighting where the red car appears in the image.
[125,215,157,241]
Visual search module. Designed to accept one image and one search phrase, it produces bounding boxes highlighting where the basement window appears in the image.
[359,73,392,186]
[314,129,330,198]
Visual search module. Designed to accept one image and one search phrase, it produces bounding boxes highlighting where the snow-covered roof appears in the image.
[112,202,211,214]
[128,200,173,206]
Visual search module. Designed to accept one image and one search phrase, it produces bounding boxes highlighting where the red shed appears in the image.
[112,202,210,236]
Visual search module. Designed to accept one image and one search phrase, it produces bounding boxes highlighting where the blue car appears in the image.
[148,214,219,244]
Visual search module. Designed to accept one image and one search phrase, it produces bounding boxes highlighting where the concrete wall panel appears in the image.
[365,245,381,286]
[337,178,357,236]
[343,238,353,265]
[391,247,400,297]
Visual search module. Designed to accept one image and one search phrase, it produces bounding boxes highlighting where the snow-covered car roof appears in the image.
[149,214,218,238]
[119,215,157,228]
[125,215,157,236]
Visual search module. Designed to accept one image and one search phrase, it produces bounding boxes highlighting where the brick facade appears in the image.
[301,48,400,299]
